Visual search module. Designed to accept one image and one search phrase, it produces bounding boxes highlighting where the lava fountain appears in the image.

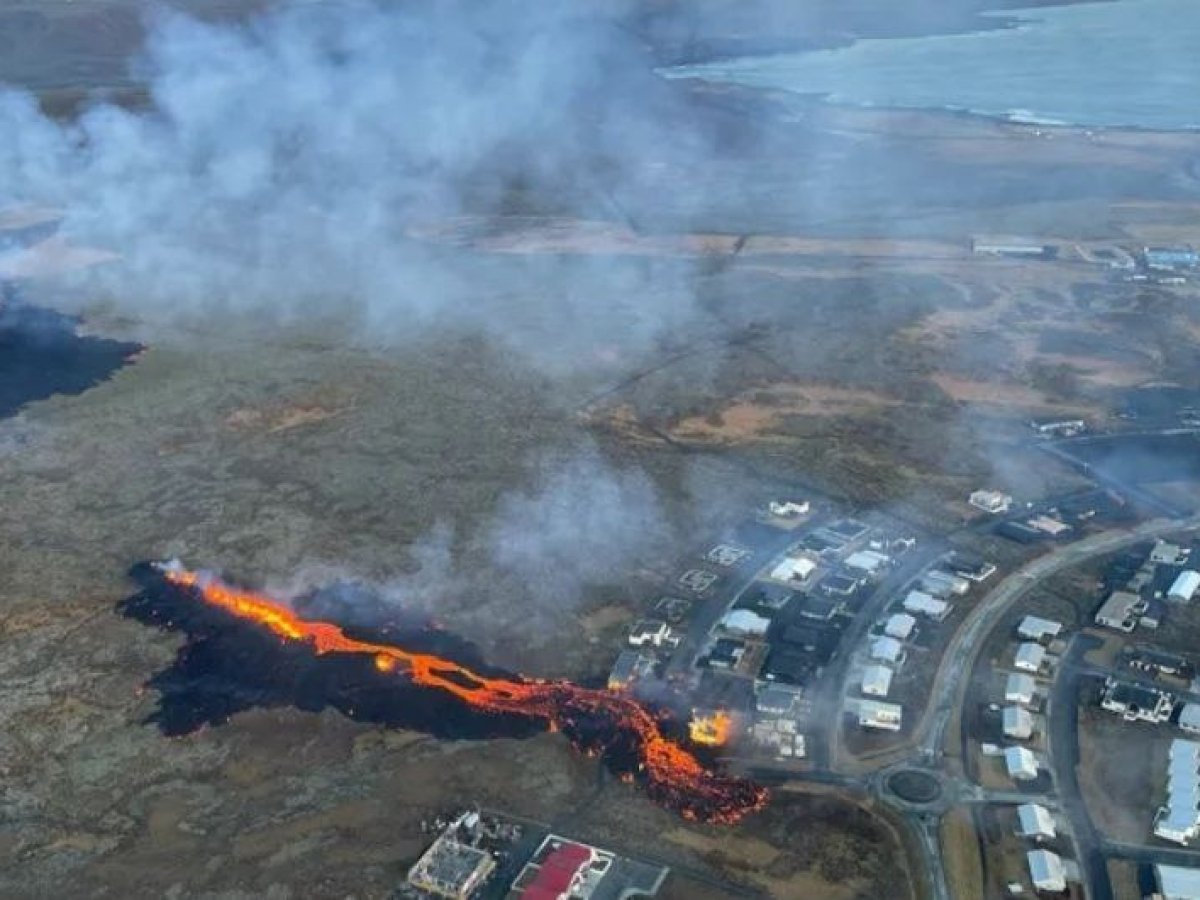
[123,562,768,824]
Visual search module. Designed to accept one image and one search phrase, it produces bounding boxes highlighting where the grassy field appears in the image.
[940,808,985,900]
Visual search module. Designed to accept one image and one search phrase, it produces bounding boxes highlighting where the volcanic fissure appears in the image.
[121,562,769,824]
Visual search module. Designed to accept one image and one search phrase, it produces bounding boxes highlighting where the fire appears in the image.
[689,709,733,747]
[158,566,768,824]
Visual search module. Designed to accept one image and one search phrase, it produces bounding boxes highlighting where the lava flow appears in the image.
[143,565,768,824]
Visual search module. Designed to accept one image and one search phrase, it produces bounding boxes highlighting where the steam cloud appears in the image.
[272,445,677,654]
[0,1,710,369]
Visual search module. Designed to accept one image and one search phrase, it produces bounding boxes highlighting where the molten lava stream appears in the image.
[160,566,768,823]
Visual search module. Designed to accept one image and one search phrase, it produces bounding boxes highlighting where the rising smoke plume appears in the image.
[0,1,714,369]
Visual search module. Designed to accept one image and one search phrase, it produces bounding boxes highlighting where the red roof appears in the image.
[519,844,591,900]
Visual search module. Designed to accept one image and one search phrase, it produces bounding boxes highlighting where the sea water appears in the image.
[660,0,1200,131]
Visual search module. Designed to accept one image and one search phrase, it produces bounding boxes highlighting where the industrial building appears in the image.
[972,235,1052,258]
[1180,704,1200,736]
[1016,803,1056,840]
[969,489,1012,513]
[1126,646,1191,678]
[1005,746,1039,781]
[1006,673,1037,706]
[1026,849,1067,893]
[861,665,894,698]
[1003,706,1035,740]
[1101,678,1174,724]
[858,699,903,732]
[1014,642,1047,673]
[1017,615,1062,643]
[1143,246,1199,271]
[902,590,950,620]
[1155,863,1200,900]
[1154,740,1200,845]
[510,836,614,900]
[1095,590,1144,632]
[885,612,917,641]
[407,812,497,900]
[1170,570,1200,603]
[1152,541,1191,566]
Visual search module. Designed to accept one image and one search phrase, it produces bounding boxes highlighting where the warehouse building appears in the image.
[972,235,1052,258]
[1101,679,1174,724]
[1014,642,1047,673]
[861,665,894,699]
[1016,803,1056,840]
[1144,246,1199,271]
[1026,849,1067,893]
[1170,570,1200,604]
[1155,741,1200,845]
[1095,590,1144,632]
[1155,863,1200,900]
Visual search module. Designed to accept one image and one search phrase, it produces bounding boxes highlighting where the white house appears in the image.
[845,550,889,575]
[969,489,1013,513]
[1005,746,1039,781]
[858,699,903,732]
[1027,849,1066,893]
[768,500,810,519]
[1003,706,1035,740]
[1014,642,1047,673]
[884,613,917,640]
[1017,615,1062,643]
[770,555,816,584]
[1016,803,1056,840]
[903,590,950,620]
[718,608,771,637]
[870,636,905,665]
[1006,673,1037,706]
[861,665,894,699]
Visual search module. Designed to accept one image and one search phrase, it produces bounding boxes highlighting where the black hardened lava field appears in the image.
[121,563,769,823]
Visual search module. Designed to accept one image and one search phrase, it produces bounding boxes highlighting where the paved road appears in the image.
[1047,635,1113,900]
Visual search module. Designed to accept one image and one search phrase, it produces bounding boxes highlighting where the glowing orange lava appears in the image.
[160,566,768,823]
